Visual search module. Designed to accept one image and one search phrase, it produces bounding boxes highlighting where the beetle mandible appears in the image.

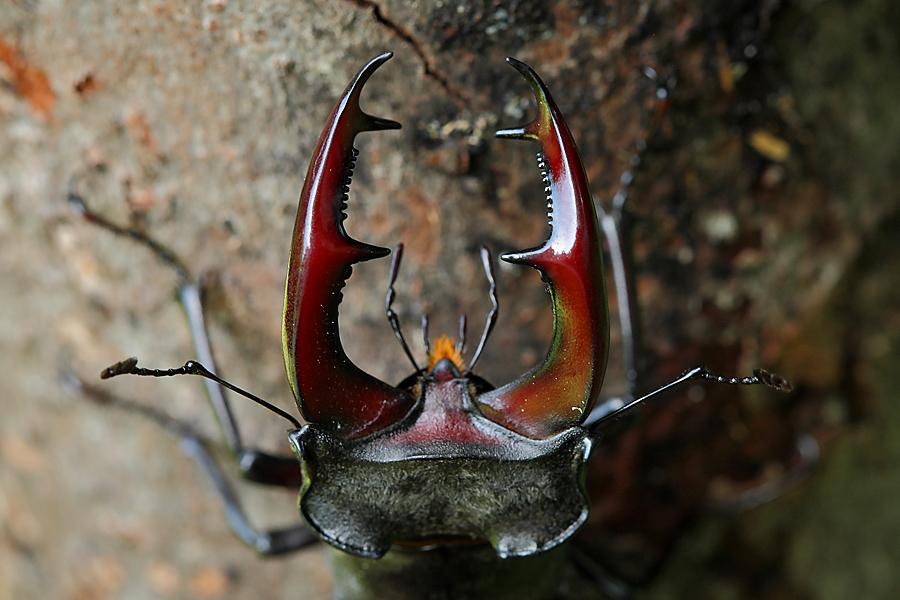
[72,52,791,600]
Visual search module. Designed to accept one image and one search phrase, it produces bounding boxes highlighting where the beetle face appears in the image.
[291,358,595,559]
[283,53,608,560]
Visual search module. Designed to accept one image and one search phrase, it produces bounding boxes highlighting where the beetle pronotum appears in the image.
[71,53,792,600]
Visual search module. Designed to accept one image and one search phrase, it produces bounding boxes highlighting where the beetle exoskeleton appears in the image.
[282,52,607,560]
[81,51,796,600]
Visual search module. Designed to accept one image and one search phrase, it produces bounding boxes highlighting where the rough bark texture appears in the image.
[1,1,898,599]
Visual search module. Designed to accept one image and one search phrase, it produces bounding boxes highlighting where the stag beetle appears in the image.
[70,53,792,600]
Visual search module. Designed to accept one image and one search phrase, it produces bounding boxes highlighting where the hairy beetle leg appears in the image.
[68,191,301,457]
[69,191,241,452]
[62,371,317,554]
[68,192,316,545]
[584,85,816,521]
[594,65,676,410]
[707,432,819,512]
[179,435,316,555]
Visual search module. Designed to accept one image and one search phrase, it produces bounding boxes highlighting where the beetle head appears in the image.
[283,53,608,559]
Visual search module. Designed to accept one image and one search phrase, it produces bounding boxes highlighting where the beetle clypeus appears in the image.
[70,53,792,600]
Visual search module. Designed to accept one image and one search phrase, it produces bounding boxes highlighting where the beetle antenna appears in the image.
[385,244,421,372]
[467,245,498,372]
[586,365,792,433]
[421,314,431,354]
[456,314,467,354]
[101,357,303,429]
[63,368,199,438]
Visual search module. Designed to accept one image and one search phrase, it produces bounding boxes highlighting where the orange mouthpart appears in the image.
[426,335,465,373]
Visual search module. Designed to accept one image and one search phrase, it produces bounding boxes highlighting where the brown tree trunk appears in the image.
[1,1,898,599]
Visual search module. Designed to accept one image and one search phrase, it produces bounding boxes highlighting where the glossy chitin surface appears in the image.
[476,59,609,439]
[282,53,414,439]
[283,55,606,594]
[283,54,608,444]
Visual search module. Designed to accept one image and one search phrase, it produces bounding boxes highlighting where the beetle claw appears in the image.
[282,52,414,440]
[475,58,610,439]
[284,54,610,442]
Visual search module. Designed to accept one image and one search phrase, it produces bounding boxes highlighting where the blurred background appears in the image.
[1,1,898,598]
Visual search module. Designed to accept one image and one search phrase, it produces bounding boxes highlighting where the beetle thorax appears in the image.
[289,359,595,560]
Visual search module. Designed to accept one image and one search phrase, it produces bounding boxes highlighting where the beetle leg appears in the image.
[568,546,634,600]
[587,150,650,422]
[62,372,317,554]
[609,66,676,396]
[577,69,814,518]
[179,435,315,554]
[69,192,303,488]
[707,433,819,511]
[587,67,675,421]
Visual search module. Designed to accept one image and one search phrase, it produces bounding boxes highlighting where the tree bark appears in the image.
[1,1,898,599]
